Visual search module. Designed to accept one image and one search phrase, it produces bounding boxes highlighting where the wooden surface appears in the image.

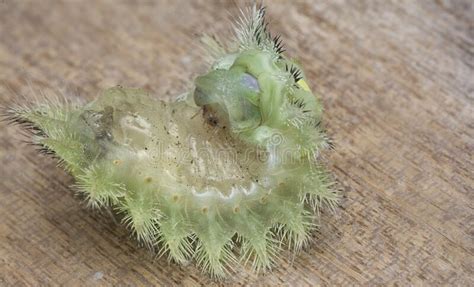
[0,0,473,286]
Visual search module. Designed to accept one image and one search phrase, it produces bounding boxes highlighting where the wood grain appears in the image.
[0,0,472,286]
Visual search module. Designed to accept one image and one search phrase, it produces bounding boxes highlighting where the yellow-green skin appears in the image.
[6,6,338,278]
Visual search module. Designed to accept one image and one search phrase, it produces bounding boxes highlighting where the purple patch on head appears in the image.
[241,73,260,92]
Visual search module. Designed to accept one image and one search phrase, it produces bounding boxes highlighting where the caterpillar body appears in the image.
[4,5,339,278]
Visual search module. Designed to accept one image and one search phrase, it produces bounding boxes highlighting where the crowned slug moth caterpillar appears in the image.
[4,5,339,278]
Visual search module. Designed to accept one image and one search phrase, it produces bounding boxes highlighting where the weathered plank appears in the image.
[0,0,472,286]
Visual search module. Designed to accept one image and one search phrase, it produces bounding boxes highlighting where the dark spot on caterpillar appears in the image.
[202,106,220,127]
[208,116,219,127]
[233,205,240,214]
[172,194,180,202]
[80,106,114,141]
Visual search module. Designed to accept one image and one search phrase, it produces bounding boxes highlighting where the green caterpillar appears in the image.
[4,5,338,278]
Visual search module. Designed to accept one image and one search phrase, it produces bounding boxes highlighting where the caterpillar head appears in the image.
[194,6,324,152]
